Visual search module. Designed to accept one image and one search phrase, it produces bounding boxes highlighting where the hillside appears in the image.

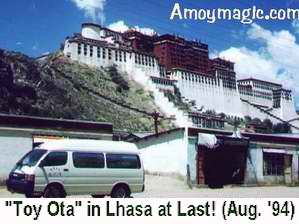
[0,49,173,132]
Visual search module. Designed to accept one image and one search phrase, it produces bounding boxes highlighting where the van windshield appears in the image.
[16,150,47,167]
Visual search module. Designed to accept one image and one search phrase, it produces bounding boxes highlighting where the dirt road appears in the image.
[1,175,299,198]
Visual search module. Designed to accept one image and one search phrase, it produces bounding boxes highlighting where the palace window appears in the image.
[97,47,101,58]
[90,45,93,57]
[145,56,148,66]
[115,51,118,61]
[263,152,284,176]
[124,52,126,62]
[108,49,112,60]
[84,44,88,56]
[78,43,82,55]
[102,48,106,59]
[119,51,122,62]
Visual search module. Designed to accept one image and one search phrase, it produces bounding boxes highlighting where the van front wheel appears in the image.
[111,185,130,198]
[25,193,41,198]
[91,195,105,198]
[43,185,66,198]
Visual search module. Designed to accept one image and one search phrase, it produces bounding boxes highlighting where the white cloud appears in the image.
[217,23,299,106]
[108,21,129,33]
[70,0,106,23]
[16,42,23,46]
[134,26,156,36]
[218,47,278,82]
[108,20,156,36]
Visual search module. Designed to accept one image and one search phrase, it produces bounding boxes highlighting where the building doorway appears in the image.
[197,136,249,188]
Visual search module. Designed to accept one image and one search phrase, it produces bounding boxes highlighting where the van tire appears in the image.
[111,184,130,198]
[91,195,105,198]
[25,193,41,198]
[43,184,66,198]
[208,184,224,189]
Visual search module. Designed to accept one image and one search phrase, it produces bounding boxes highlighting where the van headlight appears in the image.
[25,174,35,182]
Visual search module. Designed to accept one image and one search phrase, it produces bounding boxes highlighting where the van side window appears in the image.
[73,152,104,168]
[43,152,67,167]
[106,154,141,169]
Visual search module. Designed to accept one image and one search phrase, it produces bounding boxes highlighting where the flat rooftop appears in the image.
[0,114,113,134]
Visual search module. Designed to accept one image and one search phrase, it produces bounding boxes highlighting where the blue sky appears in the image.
[1,0,299,107]
[0,0,297,57]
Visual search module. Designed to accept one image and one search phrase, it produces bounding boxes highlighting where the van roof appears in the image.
[36,139,139,154]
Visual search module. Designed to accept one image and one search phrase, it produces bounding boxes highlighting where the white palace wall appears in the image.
[63,39,299,129]
[64,40,160,77]
[172,70,244,117]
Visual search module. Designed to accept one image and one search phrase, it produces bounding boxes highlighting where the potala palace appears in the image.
[63,23,299,131]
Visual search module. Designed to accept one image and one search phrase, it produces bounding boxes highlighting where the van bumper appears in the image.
[6,178,34,195]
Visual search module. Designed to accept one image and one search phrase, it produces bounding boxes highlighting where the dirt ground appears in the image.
[1,175,299,198]
[135,175,299,198]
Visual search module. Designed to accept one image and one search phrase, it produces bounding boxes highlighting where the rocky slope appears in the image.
[0,49,172,132]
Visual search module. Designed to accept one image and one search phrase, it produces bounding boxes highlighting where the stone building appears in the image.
[136,127,299,187]
[0,114,113,182]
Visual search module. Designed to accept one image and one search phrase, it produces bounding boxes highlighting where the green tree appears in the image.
[244,116,252,124]
[262,119,273,133]
[273,122,291,133]
[252,117,262,124]
[219,113,226,119]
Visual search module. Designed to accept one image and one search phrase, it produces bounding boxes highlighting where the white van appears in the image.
[6,139,144,198]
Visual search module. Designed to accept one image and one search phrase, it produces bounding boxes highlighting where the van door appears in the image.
[67,152,107,195]
[106,153,143,193]
[35,151,69,193]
